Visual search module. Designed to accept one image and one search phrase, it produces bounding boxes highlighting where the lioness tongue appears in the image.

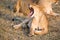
[28,12,33,16]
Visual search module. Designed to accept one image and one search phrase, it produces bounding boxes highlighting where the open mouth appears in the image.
[28,7,34,16]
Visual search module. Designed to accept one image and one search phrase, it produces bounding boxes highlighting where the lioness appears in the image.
[28,4,48,36]
[13,4,48,36]
[38,0,59,16]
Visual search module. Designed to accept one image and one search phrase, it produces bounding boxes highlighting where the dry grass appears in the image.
[0,0,60,40]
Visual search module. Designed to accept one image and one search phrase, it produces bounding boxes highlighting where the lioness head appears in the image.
[28,4,34,17]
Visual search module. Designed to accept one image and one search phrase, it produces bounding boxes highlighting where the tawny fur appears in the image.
[14,0,32,16]
[14,0,59,16]
[14,0,21,13]
[38,0,59,16]
[28,4,48,36]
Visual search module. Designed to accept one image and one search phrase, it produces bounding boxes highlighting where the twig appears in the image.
[13,16,34,29]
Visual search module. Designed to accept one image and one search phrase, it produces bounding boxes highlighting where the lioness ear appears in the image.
[51,0,58,4]
[28,4,33,8]
[55,0,59,4]
[28,4,30,7]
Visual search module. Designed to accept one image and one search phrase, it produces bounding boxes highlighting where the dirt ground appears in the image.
[0,0,60,40]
